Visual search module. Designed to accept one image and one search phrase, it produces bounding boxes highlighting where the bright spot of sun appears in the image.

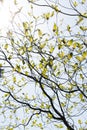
[0,1,10,29]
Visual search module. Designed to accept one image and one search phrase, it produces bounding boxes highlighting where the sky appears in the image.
[0,0,87,130]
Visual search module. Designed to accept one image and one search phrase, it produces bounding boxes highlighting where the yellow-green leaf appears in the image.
[23,22,28,30]
[67,39,73,46]
[0,64,2,67]
[4,44,8,49]
[37,123,43,128]
[42,68,48,78]
[14,0,17,5]
[40,43,46,49]
[79,93,83,101]
[52,5,59,12]
[82,0,86,4]
[49,46,54,53]
[76,17,83,25]
[29,36,33,42]
[16,65,21,72]
[78,119,82,124]
[82,51,87,59]
[58,51,65,58]
[73,1,78,7]
[76,56,83,62]
[9,128,14,130]
[49,59,53,66]
[43,12,51,20]
[67,53,73,59]
[53,23,58,32]
[13,76,16,83]
[40,103,45,109]
[38,29,42,37]
[85,120,87,124]
[80,74,84,79]
[47,113,53,119]
[28,46,32,51]
[25,71,29,76]
[67,25,71,32]
[55,124,64,128]
[73,63,78,70]
[73,42,77,49]
[80,26,87,31]
[4,93,9,97]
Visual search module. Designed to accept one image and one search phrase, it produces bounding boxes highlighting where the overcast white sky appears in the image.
[0,0,87,130]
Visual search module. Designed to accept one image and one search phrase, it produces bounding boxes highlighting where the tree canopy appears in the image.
[0,0,87,130]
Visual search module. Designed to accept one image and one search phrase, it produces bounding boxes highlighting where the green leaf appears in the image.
[29,36,33,43]
[82,51,87,59]
[79,93,83,101]
[76,56,83,62]
[78,119,82,124]
[4,44,8,49]
[37,123,43,129]
[52,5,59,12]
[67,53,73,59]
[16,65,21,72]
[23,22,28,30]
[80,26,87,31]
[0,64,2,67]
[43,12,54,20]
[67,39,73,46]
[38,29,42,37]
[85,120,87,124]
[73,1,78,7]
[9,128,14,130]
[55,124,64,128]
[67,25,71,32]
[25,71,29,76]
[42,68,48,78]
[76,17,83,25]
[82,0,86,4]
[28,46,33,51]
[58,51,65,58]
[49,46,54,53]
[14,0,17,5]
[53,23,58,32]
[47,113,53,119]
[40,43,46,49]
[72,42,77,49]
[13,76,16,83]
[80,74,84,79]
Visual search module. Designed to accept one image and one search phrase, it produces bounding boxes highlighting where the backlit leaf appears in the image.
[79,93,83,101]
[38,29,42,37]
[23,22,28,30]
[67,39,73,46]
[13,76,16,83]
[53,23,58,32]
[78,119,82,124]
[49,46,54,53]
[47,113,53,119]
[67,25,71,32]
[76,17,83,25]
[40,43,46,49]
[67,53,73,59]
[4,44,8,49]
[0,64,2,67]
[82,0,86,4]
[80,26,87,31]
[73,1,78,7]
[28,46,33,51]
[82,51,87,59]
[55,124,64,128]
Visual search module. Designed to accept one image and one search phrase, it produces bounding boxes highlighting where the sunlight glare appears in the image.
[0,1,10,29]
